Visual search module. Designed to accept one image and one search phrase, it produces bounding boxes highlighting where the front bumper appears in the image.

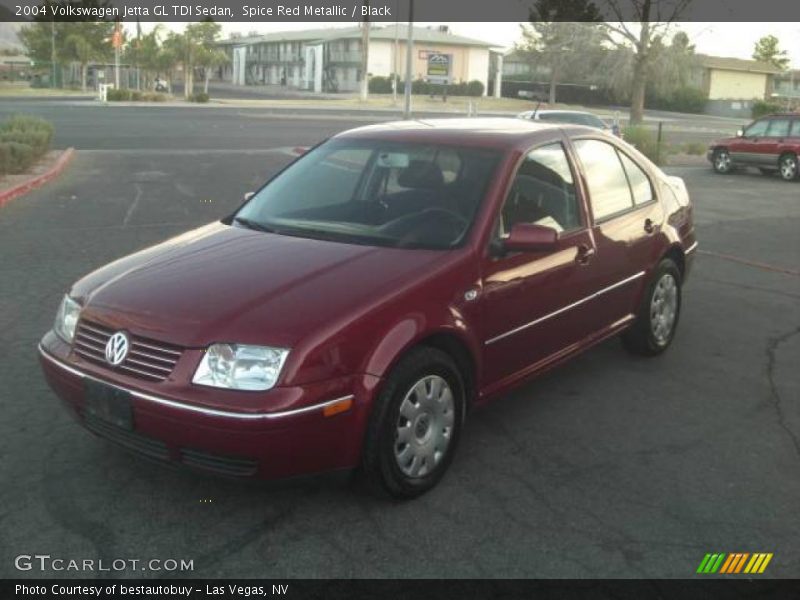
[38,331,379,480]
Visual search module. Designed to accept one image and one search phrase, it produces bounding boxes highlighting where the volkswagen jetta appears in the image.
[39,119,696,498]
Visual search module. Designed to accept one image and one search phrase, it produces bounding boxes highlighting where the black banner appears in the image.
[3,579,800,600]
[2,0,800,22]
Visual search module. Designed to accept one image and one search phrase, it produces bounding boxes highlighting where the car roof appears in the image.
[333,118,585,149]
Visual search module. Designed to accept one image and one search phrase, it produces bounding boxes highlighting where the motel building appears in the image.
[217,25,499,95]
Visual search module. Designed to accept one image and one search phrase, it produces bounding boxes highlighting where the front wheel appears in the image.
[622,259,682,356]
[362,347,465,499]
[779,154,798,181]
[712,148,733,174]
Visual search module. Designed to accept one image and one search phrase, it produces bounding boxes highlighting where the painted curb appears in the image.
[0,147,76,208]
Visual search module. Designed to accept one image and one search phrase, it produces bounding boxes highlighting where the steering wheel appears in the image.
[418,206,468,228]
[377,207,469,246]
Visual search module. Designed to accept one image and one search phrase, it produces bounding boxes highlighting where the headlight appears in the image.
[192,344,289,391]
[54,295,81,344]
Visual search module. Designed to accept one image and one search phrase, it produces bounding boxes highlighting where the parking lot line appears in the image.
[698,250,800,277]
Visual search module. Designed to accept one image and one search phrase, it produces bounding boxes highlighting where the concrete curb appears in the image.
[0,147,75,208]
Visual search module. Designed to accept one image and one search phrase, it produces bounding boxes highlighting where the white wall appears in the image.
[232,46,247,85]
[367,40,394,77]
[467,47,489,95]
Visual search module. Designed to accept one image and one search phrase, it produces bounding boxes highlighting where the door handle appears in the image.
[644,218,656,234]
[576,244,595,264]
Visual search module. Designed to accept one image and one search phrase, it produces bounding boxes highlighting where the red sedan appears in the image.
[39,119,696,498]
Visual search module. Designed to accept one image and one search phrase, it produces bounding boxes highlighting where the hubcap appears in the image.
[780,157,797,180]
[650,273,678,346]
[715,152,730,172]
[394,375,455,478]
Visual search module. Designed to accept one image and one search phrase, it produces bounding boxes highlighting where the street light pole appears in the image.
[49,2,56,88]
[360,1,370,102]
[402,0,414,119]
[392,13,399,103]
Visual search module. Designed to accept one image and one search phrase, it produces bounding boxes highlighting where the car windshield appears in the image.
[234,140,502,249]
[538,112,605,129]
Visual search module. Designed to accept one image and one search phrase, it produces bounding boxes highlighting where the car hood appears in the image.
[73,222,450,348]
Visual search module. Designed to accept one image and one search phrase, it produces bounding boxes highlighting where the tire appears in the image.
[362,347,465,499]
[622,258,682,357]
[779,153,798,182]
[712,148,733,174]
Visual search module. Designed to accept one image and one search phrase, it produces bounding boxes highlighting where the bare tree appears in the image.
[601,0,693,123]
[517,22,604,104]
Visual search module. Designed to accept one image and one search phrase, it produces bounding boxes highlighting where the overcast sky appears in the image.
[199,22,800,67]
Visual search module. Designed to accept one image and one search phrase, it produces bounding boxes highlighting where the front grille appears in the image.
[180,448,259,477]
[84,413,170,461]
[84,415,258,477]
[74,319,183,382]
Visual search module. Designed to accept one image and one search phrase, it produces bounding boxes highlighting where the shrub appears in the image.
[466,80,485,97]
[752,100,783,119]
[368,75,394,94]
[0,142,9,174]
[622,126,669,165]
[105,89,168,102]
[190,92,209,103]
[0,130,50,155]
[648,87,707,114]
[0,114,55,175]
[0,141,36,174]
[305,75,486,99]
[106,88,131,101]
[683,141,706,155]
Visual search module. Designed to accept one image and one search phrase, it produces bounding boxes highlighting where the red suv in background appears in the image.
[708,113,800,181]
[39,119,696,498]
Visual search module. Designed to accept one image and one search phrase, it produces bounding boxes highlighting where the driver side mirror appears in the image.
[504,223,558,253]
[243,191,254,202]
[736,129,744,138]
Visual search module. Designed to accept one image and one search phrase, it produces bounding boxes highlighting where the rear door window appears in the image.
[766,119,791,138]
[574,139,634,221]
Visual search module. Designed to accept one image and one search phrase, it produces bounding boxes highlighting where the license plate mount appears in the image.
[84,379,134,431]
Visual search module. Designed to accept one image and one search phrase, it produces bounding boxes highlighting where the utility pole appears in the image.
[112,20,122,89]
[402,0,414,119]
[392,0,399,103]
[48,0,56,89]
[360,1,370,102]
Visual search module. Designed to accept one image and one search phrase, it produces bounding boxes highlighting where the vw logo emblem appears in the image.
[104,332,130,366]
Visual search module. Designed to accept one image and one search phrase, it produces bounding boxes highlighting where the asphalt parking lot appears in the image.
[1,107,798,579]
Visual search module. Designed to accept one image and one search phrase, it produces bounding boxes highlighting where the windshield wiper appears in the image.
[233,216,277,233]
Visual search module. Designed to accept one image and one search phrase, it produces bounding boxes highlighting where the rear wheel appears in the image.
[362,347,465,499]
[779,154,798,181]
[622,258,682,356]
[712,148,733,174]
